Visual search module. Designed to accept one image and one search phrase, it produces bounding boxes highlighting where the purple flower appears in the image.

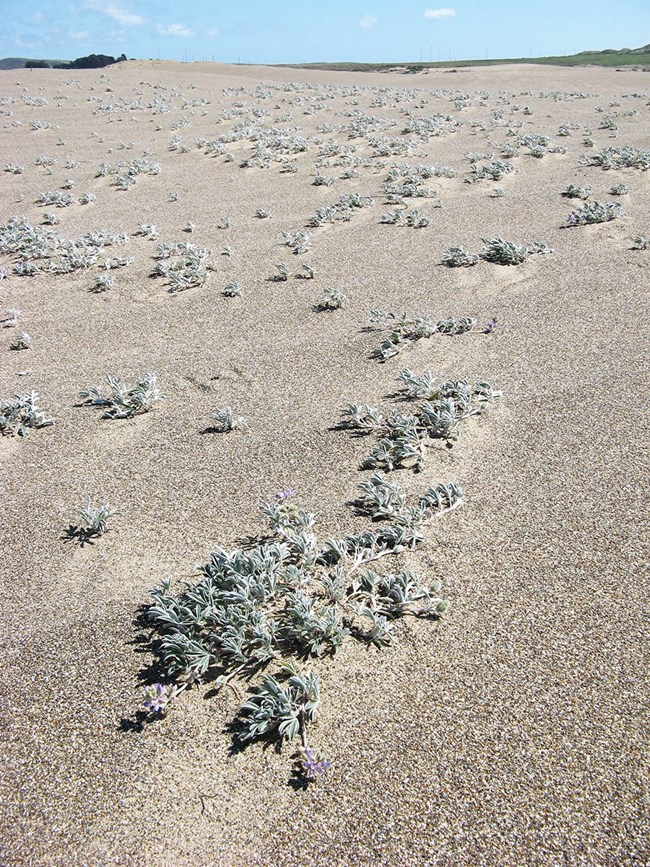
[484,318,498,333]
[300,747,332,779]
[274,488,297,502]
[143,683,170,714]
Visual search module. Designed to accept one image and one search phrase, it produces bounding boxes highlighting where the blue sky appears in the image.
[2,0,648,64]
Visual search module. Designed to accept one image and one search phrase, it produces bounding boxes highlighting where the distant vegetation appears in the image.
[281,45,650,73]
[1,53,126,70]
[53,53,127,70]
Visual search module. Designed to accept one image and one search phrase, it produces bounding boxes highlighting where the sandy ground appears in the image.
[0,60,648,866]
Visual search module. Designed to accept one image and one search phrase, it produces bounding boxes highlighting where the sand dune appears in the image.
[0,60,648,866]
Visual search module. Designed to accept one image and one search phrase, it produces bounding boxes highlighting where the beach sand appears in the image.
[0,60,648,865]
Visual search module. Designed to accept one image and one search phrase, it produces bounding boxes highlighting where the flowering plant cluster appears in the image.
[141,474,460,782]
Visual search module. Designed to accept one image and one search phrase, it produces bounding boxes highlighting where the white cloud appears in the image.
[157,23,195,37]
[424,7,456,19]
[359,14,378,29]
[207,27,219,37]
[82,1,143,26]
[69,29,90,40]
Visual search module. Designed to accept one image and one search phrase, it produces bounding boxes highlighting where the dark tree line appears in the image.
[26,53,127,70]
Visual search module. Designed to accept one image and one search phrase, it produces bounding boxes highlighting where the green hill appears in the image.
[281,45,650,73]
[0,57,65,70]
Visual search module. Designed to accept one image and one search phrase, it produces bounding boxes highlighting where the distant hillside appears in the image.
[0,53,127,70]
[281,45,650,73]
[0,57,64,70]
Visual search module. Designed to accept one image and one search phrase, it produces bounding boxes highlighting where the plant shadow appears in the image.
[61,525,102,547]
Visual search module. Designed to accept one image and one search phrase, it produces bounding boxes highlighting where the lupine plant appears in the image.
[297,263,315,279]
[79,373,164,419]
[479,237,530,265]
[0,217,131,278]
[62,497,118,546]
[141,479,459,780]
[75,497,117,536]
[0,391,54,437]
[271,263,290,282]
[368,310,494,360]
[565,202,622,226]
[206,407,248,432]
[282,230,311,255]
[2,308,21,328]
[561,185,591,199]
[92,274,114,292]
[478,238,551,265]
[586,146,650,171]
[223,279,241,297]
[340,369,501,470]
[441,247,479,267]
[10,332,31,350]
[317,288,347,310]
[151,241,216,292]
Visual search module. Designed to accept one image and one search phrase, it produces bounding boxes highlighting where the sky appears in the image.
[2,0,648,65]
